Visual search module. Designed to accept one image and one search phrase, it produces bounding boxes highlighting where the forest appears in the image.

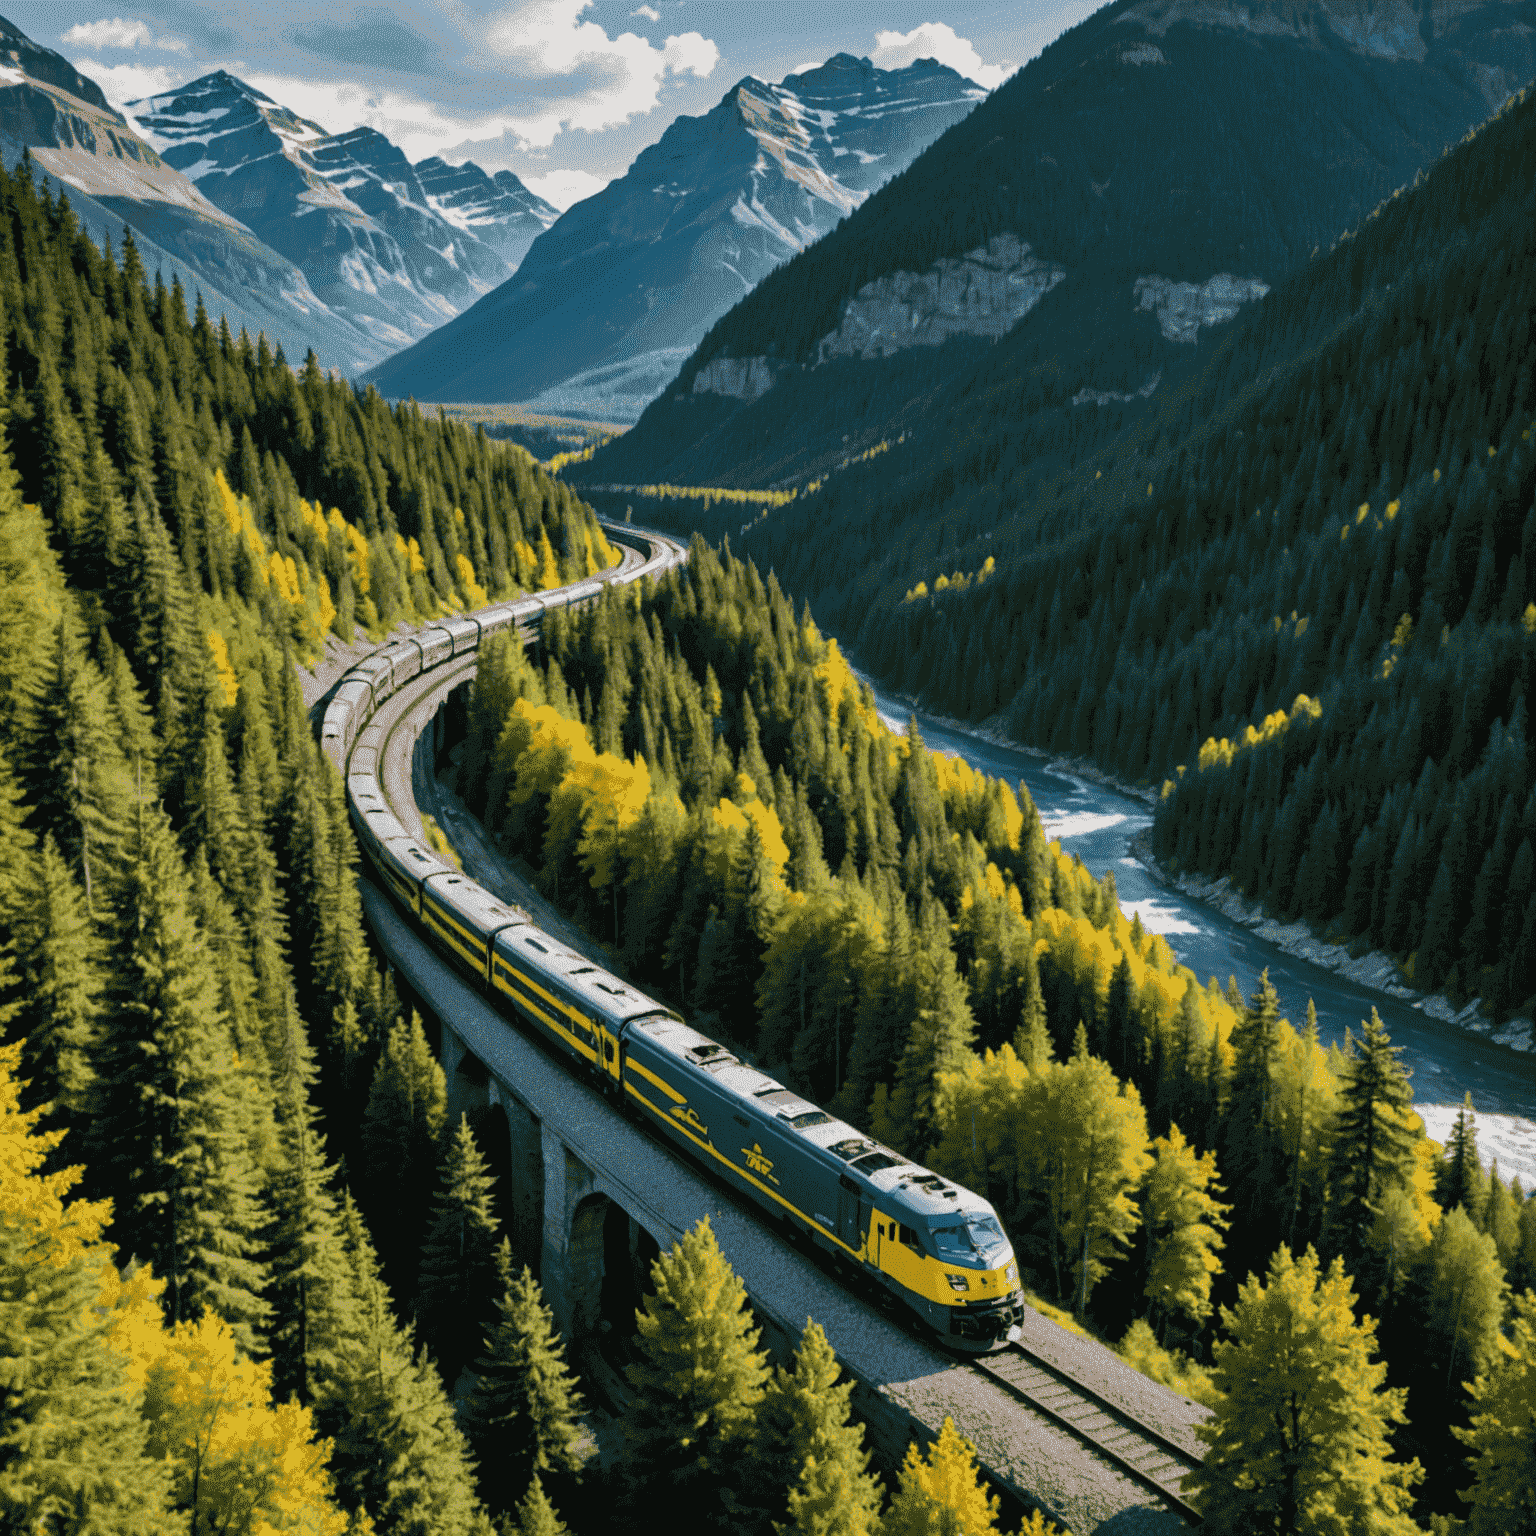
[580,83,1536,1024]
[454,535,1536,1528]
[0,149,1070,1536]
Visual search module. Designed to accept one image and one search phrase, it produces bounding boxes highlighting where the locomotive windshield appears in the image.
[930,1214,1010,1266]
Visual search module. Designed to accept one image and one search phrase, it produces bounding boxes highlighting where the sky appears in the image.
[5,1,1103,208]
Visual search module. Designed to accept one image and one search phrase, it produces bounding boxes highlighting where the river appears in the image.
[863,683,1536,1188]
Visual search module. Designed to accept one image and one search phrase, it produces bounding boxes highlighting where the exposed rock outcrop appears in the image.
[815,234,1064,363]
[1074,372,1163,407]
[692,355,781,403]
[1134,273,1270,343]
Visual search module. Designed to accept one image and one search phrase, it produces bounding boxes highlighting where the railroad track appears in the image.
[974,1342,1204,1524]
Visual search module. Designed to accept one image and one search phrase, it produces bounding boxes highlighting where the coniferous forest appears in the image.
[578,84,1536,1024]
[6,45,1536,1533]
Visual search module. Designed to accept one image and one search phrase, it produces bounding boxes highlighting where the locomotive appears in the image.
[322,529,1026,1351]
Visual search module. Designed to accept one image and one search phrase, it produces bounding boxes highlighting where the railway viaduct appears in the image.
[309,527,1205,1534]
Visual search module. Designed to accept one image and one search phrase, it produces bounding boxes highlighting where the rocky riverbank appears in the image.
[861,673,1536,1059]
[1127,826,1534,1055]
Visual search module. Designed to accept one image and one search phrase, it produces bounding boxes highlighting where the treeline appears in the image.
[596,85,1536,1021]
[458,536,1536,1524]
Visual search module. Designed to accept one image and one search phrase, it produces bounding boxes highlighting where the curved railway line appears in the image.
[318,520,1205,1531]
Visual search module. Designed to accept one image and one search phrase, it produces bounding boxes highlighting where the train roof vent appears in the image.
[851,1150,905,1175]
[525,938,548,953]
[830,1137,877,1161]
[686,1042,735,1066]
[569,966,596,975]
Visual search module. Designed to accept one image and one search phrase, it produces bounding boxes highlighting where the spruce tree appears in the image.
[360,1013,447,1288]
[318,1195,486,1536]
[8,832,100,1125]
[883,1418,1005,1536]
[619,1216,768,1531]
[416,1114,503,1386]
[738,1319,881,1536]
[1190,1245,1420,1534]
[266,1080,354,1407]
[1326,1010,1418,1269]
[87,797,270,1349]
[1435,1092,1484,1215]
[463,1247,585,1515]
[507,1478,568,1536]
[1220,970,1284,1230]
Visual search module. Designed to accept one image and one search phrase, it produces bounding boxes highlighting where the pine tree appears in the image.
[8,832,100,1125]
[359,1013,447,1288]
[1190,1245,1420,1534]
[0,1041,177,1533]
[1435,1092,1485,1215]
[1012,939,1052,1072]
[619,1216,768,1531]
[883,1418,1005,1536]
[416,1115,503,1387]
[1457,1290,1536,1535]
[737,1320,882,1536]
[1326,1010,1419,1269]
[87,797,270,1349]
[318,1196,486,1536]
[463,1248,585,1515]
[507,1477,568,1536]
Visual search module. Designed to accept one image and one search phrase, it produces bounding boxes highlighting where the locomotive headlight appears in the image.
[1005,1262,1019,1285]
[946,1273,970,1293]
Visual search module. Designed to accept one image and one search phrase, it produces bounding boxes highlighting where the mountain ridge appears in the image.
[126,70,557,359]
[363,54,986,420]
[584,0,1536,488]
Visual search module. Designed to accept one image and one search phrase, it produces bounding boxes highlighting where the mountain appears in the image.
[0,13,381,371]
[126,72,556,357]
[584,0,1536,487]
[412,156,558,269]
[363,54,986,419]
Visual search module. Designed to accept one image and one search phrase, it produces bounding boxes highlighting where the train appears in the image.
[321,526,1027,1352]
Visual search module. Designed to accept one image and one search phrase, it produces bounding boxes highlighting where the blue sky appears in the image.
[6,1,1102,206]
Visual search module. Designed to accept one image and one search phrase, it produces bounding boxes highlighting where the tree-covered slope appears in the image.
[581,0,1536,491]
[0,150,621,1535]
[622,78,1536,1021]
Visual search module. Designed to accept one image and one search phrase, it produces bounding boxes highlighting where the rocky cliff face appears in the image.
[364,54,986,416]
[588,0,1536,490]
[0,16,380,371]
[412,157,556,270]
[127,73,550,357]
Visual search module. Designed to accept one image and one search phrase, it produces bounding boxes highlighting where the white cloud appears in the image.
[61,18,188,54]
[631,4,661,20]
[871,22,1011,90]
[481,2,718,144]
[73,57,186,114]
[521,167,608,210]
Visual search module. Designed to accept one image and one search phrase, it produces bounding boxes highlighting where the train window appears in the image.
[851,1151,903,1174]
[899,1225,926,1253]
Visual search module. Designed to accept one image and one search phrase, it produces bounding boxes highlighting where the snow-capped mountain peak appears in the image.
[125,72,553,353]
[365,53,987,419]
